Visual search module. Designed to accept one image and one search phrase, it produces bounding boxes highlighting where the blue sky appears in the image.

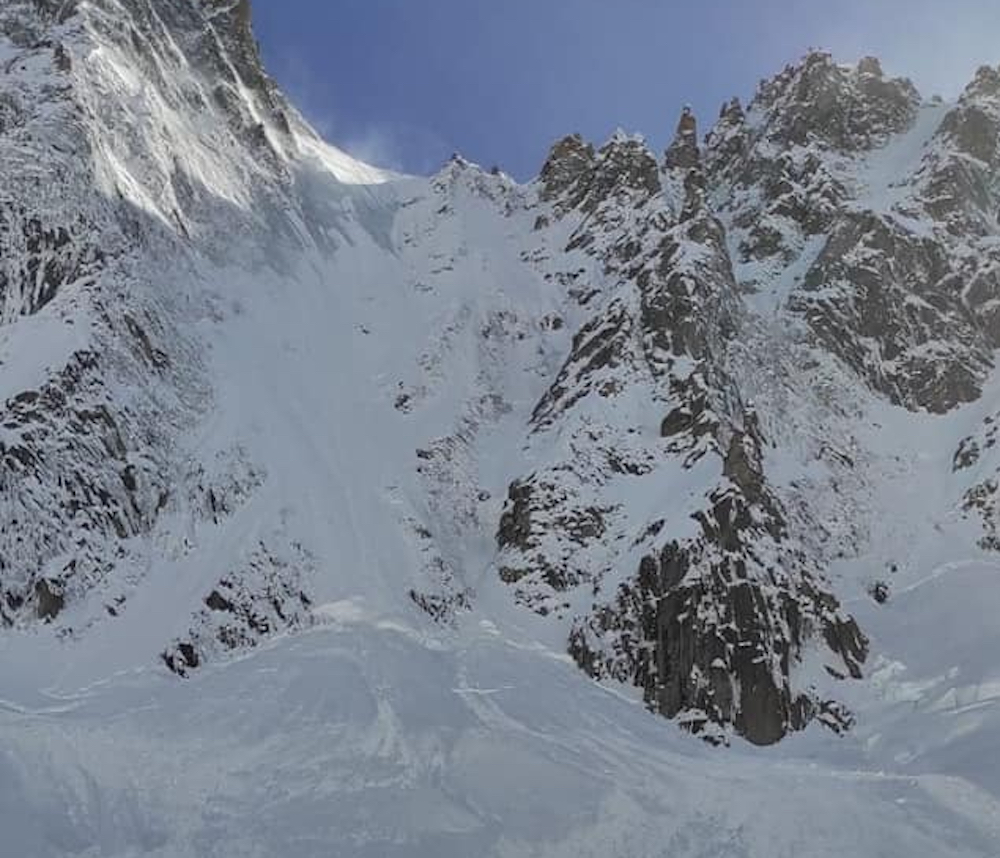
[253,0,1000,179]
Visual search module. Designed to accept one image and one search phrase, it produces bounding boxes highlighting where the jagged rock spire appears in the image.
[664,105,700,171]
[703,97,748,181]
[935,64,1000,170]
[204,0,253,29]
[857,56,884,78]
[965,63,1000,98]
[539,133,596,201]
[718,96,745,125]
[538,132,660,217]
[662,106,707,220]
[748,50,919,152]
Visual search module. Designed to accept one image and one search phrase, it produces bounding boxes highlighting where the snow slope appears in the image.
[4,616,1000,858]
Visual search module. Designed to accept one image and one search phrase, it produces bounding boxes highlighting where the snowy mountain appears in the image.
[2,2,1000,855]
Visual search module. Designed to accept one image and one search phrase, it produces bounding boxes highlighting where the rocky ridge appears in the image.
[496,52,1000,743]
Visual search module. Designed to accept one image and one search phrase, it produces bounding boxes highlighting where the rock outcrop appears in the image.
[499,51,1000,744]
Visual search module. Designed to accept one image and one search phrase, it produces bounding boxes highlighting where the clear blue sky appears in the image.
[253,0,1000,179]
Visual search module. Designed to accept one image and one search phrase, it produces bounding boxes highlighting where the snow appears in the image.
[294,135,395,186]
[0,309,91,403]
[0,172,990,852]
[4,617,1000,857]
[1,2,1000,855]
[850,101,951,215]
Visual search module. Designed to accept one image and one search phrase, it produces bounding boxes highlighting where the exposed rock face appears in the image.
[790,212,988,412]
[704,53,1000,414]
[941,66,1000,166]
[0,0,300,631]
[34,578,65,621]
[751,51,920,152]
[541,131,661,229]
[665,106,700,171]
[564,405,867,745]
[202,0,293,136]
[162,541,315,676]
[500,52,1000,744]
[956,412,1000,551]
[0,348,181,627]
[506,87,875,742]
[540,134,596,203]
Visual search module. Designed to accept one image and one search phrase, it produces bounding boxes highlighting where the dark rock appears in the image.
[124,315,170,370]
[793,212,988,412]
[939,104,999,165]
[34,578,64,621]
[822,616,868,679]
[869,581,891,604]
[954,437,981,471]
[857,56,884,78]
[582,135,662,213]
[965,64,1000,99]
[121,465,138,493]
[722,416,767,500]
[497,480,535,551]
[660,406,698,437]
[704,98,749,181]
[409,588,472,624]
[163,544,314,675]
[752,51,919,152]
[568,443,865,745]
[539,134,596,202]
[205,590,235,612]
[664,106,700,171]
[162,642,201,676]
[53,42,71,72]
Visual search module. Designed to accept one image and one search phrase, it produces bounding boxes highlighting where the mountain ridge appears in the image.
[2,2,1000,854]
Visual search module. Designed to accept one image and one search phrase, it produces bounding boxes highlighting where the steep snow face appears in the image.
[2,2,1000,854]
[0,0,394,635]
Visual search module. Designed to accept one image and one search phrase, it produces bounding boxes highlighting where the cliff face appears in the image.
[501,93,872,746]
[491,53,1000,745]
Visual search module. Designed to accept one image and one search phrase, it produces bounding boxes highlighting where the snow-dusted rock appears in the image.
[2,3,1000,853]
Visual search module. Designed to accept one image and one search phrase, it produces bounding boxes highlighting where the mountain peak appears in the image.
[200,0,273,99]
[749,50,920,151]
[857,55,884,78]
[964,63,1000,99]
[664,105,700,171]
